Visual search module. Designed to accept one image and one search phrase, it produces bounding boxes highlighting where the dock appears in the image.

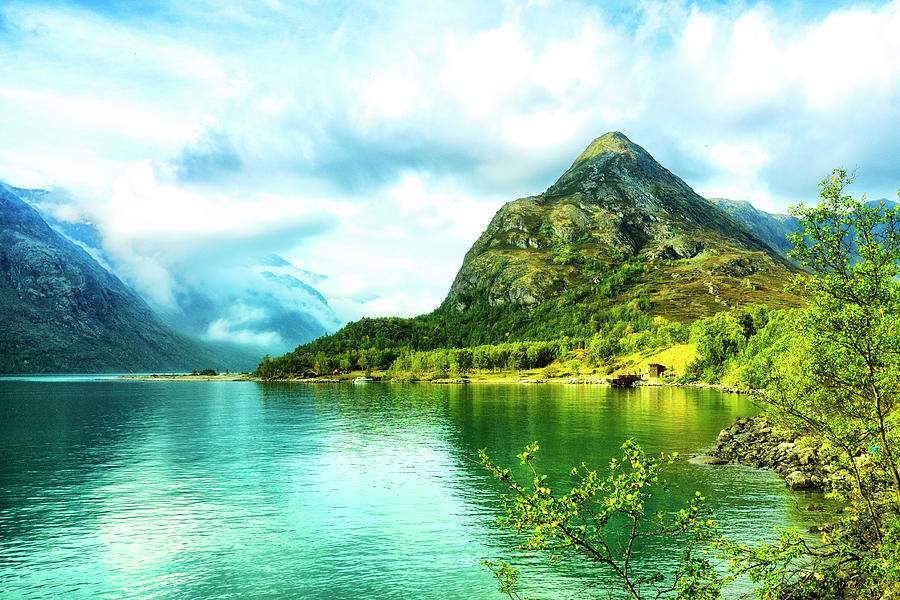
[608,374,642,388]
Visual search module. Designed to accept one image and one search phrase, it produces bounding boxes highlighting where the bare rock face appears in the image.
[444,132,798,316]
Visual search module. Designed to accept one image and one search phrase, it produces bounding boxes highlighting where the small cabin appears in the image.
[648,363,667,378]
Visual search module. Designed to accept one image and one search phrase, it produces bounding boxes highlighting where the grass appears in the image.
[610,343,697,377]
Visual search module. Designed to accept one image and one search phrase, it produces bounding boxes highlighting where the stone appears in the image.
[785,470,815,489]
[689,455,728,466]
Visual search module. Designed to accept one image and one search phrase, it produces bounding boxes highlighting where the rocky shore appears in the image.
[706,416,849,492]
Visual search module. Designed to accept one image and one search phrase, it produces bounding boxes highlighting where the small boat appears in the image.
[353,376,374,384]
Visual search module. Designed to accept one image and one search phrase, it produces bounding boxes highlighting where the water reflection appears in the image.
[0,381,827,599]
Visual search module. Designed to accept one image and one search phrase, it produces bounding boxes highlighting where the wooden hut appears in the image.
[648,363,667,377]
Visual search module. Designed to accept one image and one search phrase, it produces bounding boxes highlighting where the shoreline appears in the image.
[117,373,751,394]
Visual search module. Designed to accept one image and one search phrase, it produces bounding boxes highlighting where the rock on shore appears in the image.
[709,416,850,492]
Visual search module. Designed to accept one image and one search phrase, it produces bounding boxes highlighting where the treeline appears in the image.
[253,298,700,379]
[682,304,793,389]
[252,260,650,378]
[253,290,795,384]
[386,341,560,379]
[252,256,808,384]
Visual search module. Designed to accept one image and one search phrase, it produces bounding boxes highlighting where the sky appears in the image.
[1,0,899,327]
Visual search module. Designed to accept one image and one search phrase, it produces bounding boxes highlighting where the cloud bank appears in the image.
[1,0,899,330]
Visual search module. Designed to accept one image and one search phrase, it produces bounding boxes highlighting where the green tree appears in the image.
[314,351,331,375]
[752,170,900,597]
[479,441,778,600]
[255,354,274,379]
[769,170,900,513]
[454,348,474,373]
[508,344,527,372]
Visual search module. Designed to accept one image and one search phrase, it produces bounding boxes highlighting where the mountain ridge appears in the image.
[261,132,804,376]
[15,187,341,355]
[445,132,798,319]
[0,183,257,373]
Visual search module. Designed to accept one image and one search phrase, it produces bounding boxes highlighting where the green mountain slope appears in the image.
[261,133,802,373]
[446,132,799,321]
[0,182,257,373]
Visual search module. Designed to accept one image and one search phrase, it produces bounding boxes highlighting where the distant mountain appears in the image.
[446,132,800,320]
[708,198,900,264]
[146,253,340,355]
[21,191,341,355]
[866,198,899,211]
[707,198,800,260]
[0,182,257,373]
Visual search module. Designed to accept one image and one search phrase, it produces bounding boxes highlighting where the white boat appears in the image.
[353,376,374,383]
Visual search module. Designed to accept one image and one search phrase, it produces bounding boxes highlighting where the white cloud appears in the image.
[206,317,283,349]
[708,143,770,177]
[3,0,900,331]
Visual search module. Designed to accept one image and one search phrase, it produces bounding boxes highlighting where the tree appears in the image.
[768,169,900,517]
[255,354,274,379]
[454,348,474,373]
[314,351,331,375]
[479,441,811,600]
[508,344,527,372]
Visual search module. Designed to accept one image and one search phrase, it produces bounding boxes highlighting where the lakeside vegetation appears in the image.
[254,170,900,599]
[480,171,900,599]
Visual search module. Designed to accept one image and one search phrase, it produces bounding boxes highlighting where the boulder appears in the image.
[785,470,815,489]
[689,455,728,466]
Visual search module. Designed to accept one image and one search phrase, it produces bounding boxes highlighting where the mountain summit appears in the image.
[447,133,798,319]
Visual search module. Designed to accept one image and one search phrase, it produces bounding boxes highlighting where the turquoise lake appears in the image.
[0,380,825,599]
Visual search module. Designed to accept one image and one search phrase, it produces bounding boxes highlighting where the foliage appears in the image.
[253,285,693,378]
[480,440,882,600]
[681,305,772,384]
[745,169,900,596]
[768,170,900,514]
[480,440,735,600]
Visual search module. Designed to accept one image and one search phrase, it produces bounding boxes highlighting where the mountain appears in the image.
[446,132,800,321]
[708,198,800,260]
[0,182,257,373]
[154,253,341,355]
[20,190,341,355]
[708,198,899,264]
[265,132,803,374]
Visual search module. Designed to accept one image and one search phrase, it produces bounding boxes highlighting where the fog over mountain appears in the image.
[21,187,341,354]
[0,182,259,373]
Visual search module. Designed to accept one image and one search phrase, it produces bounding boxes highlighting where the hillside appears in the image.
[0,182,256,373]
[22,188,341,355]
[708,198,800,260]
[258,133,803,375]
[447,132,799,321]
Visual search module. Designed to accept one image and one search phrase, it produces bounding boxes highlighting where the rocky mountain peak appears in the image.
[444,133,800,318]
[571,131,638,164]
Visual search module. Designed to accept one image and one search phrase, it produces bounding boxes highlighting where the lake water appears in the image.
[0,380,824,599]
